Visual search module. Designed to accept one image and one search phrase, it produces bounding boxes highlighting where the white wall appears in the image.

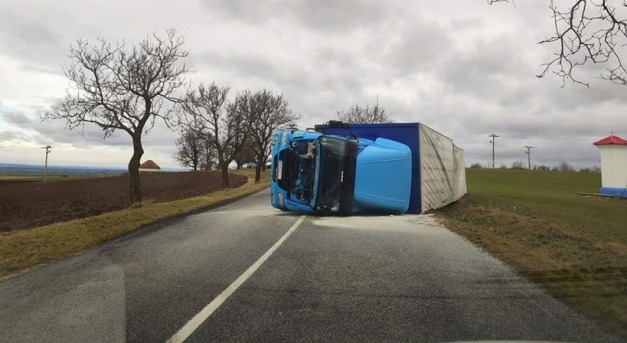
[419,124,467,212]
[599,145,627,188]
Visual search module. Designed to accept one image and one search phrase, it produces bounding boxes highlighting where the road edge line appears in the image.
[167,215,307,343]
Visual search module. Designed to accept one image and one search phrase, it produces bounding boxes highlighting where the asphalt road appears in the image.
[0,189,622,343]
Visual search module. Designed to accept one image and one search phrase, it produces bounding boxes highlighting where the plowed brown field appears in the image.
[0,171,247,231]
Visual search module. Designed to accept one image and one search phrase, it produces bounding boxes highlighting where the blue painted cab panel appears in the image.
[354,138,411,213]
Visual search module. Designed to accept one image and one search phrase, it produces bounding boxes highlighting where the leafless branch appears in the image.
[336,103,392,124]
[490,0,627,87]
[44,29,189,203]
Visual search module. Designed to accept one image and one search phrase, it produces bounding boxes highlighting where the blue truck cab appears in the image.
[270,122,412,215]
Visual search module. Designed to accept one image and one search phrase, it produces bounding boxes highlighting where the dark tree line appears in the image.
[336,103,392,124]
[238,89,298,182]
[176,97,390,186]
[174,127,207,171]
[177,83,247,189]
[470,160,598,172]
[176,84,298,188]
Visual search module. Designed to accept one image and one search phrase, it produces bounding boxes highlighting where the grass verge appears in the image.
[435,168,627,339]
[0,172,269,279]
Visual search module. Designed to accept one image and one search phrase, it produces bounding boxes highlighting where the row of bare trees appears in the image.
[336,103,392,124]
[173,128,212,171]
[470,161,597,172]
[174,97,389,184]
[177,84,298,188]
[44,29,297,204]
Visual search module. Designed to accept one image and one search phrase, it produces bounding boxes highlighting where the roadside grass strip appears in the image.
[0,173,269,279]
[435,168,627,339]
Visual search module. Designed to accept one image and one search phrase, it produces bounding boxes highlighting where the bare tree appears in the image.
[336,103,392,123]
[234,140,256,169]
[179,83,248,188]
[237,89,299,182]
[174,127,207,171]
[44,30,189,204]
[200,145,216,171]
[489,0,627,87]
[511,160,526,169]
[558,161,575,172]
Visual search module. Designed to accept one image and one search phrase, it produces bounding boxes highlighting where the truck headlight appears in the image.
[278,193,284,208]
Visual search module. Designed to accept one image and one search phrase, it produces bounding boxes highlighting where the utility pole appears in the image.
[524,145,534,170]
[42,145,53,182]
[489,134,499,169]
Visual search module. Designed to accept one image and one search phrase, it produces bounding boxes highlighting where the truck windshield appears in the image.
[315,137,346,212]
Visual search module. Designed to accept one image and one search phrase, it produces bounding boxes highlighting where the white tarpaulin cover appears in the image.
[419,124,467,212]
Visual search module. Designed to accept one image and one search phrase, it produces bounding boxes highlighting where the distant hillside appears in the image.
[0,163,126,176]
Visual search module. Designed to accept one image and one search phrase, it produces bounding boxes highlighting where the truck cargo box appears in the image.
[314,122,467,213]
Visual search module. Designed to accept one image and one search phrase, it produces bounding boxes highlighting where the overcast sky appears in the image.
[0,0,625,170]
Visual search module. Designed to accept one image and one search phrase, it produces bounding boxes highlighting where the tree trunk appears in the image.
[254,154,262,182]
[220,163,230,189]
[128,135,144,205]
[218,152,230,189]
[254,164,261,182]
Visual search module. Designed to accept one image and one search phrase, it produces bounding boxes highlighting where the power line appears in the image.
[489,134,499,169]
[42,145,53,182]
[0,147,43,152]
[524,145,535,170]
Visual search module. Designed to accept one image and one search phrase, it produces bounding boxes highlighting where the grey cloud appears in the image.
[542,79,627,111]
[287,0,396,32]
[0,12,65,68]
[16,22,60,45]
[442,36,532,98]
[383,19,453,76]
[196,48,369,119]
[1,110,32,126]
[0,129,29,142]
[199,52,287,88]
[0,105,132,148]
[19,63,64,76]
[200,0,397,32]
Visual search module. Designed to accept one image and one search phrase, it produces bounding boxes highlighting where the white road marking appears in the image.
[167,215,307,343]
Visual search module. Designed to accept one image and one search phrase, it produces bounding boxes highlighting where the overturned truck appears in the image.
[270,121,466,215]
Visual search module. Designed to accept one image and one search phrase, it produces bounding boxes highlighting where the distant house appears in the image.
[139,160,161,173]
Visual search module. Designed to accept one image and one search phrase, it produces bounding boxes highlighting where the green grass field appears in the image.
[435,168,627,338]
